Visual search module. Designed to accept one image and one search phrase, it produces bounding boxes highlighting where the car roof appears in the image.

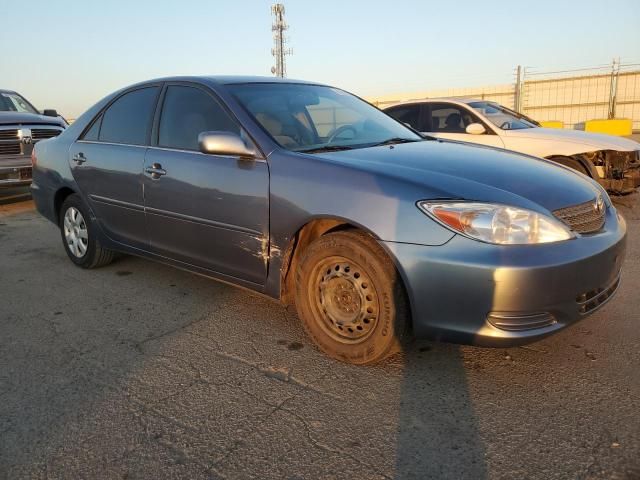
[131,75,327,87]
[385,97,489,108]
[205,75,325,86]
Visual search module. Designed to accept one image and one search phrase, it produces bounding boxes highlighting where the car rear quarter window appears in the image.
[98,87,159,145]
[82,115,102,141]
[158,85,240,151]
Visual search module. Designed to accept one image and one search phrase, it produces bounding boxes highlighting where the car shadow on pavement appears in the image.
[0,207,488,478]
[393,343,487,479]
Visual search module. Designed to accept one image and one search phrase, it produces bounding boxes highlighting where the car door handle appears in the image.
[145,163,167,179]
[72,153,87,164]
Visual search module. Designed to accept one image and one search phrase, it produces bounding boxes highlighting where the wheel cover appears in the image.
[313,256,379,343]
[63,207,88,258]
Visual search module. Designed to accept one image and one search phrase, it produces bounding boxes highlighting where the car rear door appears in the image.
[384,104,422,131]
[143,83,269,285]
[424,102,505,148]
[69,85,161,250]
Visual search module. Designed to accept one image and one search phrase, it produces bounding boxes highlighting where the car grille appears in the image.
[553,199,605,234]
[31,128,62,140]
[0,143,21,155]
[0,129,19,140]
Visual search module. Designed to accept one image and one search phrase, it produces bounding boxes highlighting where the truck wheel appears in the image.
[549,156,590,177]
[59,194,114,268]
[295,230,409,365]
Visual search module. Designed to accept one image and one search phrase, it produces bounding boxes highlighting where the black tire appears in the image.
[295,230,409,365]
[549,156,591,177]
[59,194,114,269]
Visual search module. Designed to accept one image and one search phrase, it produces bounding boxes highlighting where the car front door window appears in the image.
[426,102,505,148]
[158,85,240,151]
[429,104,475,133]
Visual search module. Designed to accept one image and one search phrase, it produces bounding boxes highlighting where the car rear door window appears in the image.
[98,87,159,145]
[386,105,421,130]
[158,86,240,151]
[429,103,477,133]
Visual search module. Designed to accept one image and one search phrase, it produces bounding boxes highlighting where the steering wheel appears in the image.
[327,125,357,143]
[500,121,511,130]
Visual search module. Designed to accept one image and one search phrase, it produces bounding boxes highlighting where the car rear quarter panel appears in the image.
[31,92,119,223]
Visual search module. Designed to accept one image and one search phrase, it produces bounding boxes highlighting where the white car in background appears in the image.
[385,99,640,193]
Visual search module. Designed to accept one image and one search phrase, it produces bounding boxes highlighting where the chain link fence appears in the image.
[370,61,640,133]
[520,62,640,130]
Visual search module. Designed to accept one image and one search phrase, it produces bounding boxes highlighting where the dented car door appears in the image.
[142,83,269,285]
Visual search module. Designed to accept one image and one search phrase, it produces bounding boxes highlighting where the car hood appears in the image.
[502,127,639,152]
[0,111,66,127]
[311,140,603,213]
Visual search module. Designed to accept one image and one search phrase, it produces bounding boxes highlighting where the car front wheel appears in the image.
[59,194,114,268]
[295,230,409,364]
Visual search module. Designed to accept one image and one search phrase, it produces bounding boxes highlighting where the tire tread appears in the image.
[294,230,409,365]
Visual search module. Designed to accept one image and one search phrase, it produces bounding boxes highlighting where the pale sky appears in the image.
[2,0,639,118]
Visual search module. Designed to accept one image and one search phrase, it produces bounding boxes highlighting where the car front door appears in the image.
[143,83,269,285]
[69,85,161,250]
[425,102,505,148]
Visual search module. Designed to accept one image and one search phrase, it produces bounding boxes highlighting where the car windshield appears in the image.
[468,101,539,130]
[228,83,422,152]
[0,92,38,114]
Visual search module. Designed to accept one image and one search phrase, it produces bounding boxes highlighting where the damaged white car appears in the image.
[385,99,640,194]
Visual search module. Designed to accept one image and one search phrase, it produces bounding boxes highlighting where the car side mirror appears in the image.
[198,131,256,158]
[43,109,58,118]
[465,123,486,135]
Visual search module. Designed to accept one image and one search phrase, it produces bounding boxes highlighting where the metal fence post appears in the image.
[608,58,620,119]
[514,65,525,113]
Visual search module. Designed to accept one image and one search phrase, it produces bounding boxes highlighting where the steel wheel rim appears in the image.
[63,207,88,258]
[312,256,379,344]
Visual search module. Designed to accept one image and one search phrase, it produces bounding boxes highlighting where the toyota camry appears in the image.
[31,76,626,364]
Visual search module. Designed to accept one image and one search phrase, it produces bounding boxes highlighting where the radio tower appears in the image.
[271,4,292,78]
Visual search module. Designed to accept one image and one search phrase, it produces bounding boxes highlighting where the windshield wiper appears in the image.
[371,137,422,147]
[296,145,357,154]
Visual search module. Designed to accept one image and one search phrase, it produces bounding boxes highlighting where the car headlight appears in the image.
[418,201,575,245]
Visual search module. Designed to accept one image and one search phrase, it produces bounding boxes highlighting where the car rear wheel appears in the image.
[59,194,114,268]
[549,156,590,177]
[295,230,409,364]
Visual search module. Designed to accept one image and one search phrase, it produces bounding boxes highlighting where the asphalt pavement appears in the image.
[0,193,639,479]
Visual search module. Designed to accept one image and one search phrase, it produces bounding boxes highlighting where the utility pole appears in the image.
[271,4,292,78]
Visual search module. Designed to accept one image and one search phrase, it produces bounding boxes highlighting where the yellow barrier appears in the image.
[584,118,633,136]
[540,121,564,129]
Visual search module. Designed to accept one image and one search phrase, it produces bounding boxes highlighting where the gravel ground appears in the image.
[0,194,639,480]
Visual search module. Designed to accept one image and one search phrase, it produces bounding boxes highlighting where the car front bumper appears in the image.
[0,158,32,187]
[382,206,627,347]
